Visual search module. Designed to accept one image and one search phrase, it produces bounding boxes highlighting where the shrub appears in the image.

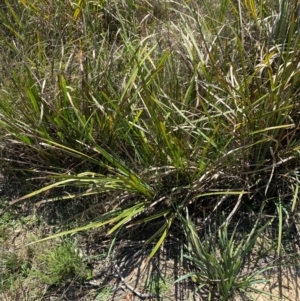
[0,0,299,259]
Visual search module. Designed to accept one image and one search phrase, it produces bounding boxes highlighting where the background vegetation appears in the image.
[0,0,300,300]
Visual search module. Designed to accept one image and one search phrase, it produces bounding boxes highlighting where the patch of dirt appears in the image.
[101,243,201,301]
[41,237,300,301]
[1,194,300,301]
[256,267,300,300]
[235,266,300,301]
[2,228,300,301]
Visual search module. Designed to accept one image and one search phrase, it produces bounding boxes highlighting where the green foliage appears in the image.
[28,239,89,286]
[95,286,115,301]
[177,208,276,300]
[143,274,172,298]
[0,248,31,293]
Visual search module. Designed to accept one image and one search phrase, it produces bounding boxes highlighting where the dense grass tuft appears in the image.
[1,1,300,297]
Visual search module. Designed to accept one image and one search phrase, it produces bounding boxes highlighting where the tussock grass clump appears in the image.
[0,1,300,297]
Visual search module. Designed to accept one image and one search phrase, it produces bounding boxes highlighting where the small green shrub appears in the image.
[0,251,31,293]
[95,286,115,301]
[177,208,276,300]
[29,239,88,286]
[143,274,172,297]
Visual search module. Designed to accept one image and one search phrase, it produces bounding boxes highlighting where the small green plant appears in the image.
[143,274,172,298]
[95,286,115,301]
[0,251,31,293]
[0,225,8,242]
[29,239,89,286]
[177,207,276,300]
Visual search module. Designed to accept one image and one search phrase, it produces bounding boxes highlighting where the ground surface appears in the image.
[1,178,300,300]
[1,217,300,301]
